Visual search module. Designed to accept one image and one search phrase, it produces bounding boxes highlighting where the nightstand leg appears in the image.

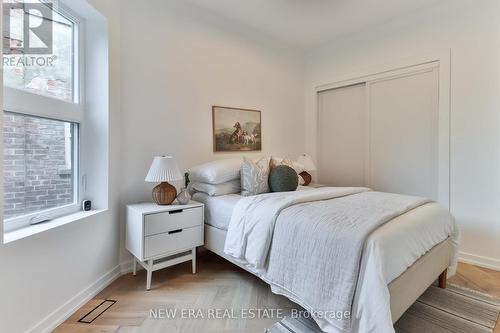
[192,248,196,274]
[146,260,153,290]
[132,258,137,276]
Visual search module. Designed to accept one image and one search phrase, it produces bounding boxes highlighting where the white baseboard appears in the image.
[27,265,121,333]
[459,251,500,272]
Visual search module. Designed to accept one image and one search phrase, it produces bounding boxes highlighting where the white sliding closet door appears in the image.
[317,65,440,201]
[369,69,439,199]
[318,83,367,186]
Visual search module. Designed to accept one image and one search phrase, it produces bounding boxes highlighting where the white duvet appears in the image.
[223,187,459,333]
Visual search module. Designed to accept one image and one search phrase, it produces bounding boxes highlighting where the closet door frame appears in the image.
[314,51,451,208]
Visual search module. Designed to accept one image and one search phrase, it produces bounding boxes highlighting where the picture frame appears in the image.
[212,106,262,152]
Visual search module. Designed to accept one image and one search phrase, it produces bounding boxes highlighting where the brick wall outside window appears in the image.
[3,113,74,220]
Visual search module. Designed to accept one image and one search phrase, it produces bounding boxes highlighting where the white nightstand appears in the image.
[126,201,204,290]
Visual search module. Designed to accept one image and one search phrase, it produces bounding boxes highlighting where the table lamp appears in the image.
[145,156,183,205]
[297,154,317,185]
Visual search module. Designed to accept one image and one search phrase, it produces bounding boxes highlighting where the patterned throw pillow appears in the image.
[270,156,293,169]
[270,156,305,174]
[241,156,271,196]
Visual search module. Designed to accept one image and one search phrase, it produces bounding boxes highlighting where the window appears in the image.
[3,113,78,221]
[3,0,83,231]
[3,1,75,102]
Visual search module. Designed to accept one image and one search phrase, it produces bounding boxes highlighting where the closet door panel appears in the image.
[368,69,439,200]
[318,83,366,186]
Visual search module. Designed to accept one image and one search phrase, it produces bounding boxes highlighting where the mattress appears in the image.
[192,192,241,230]
[193,186,313,230]
[195,190,455,285]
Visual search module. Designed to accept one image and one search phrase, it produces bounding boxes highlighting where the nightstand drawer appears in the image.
[144,207,202,236]
[144,226,202,258]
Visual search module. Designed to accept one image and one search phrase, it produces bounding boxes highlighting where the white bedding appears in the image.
[195,190,458,285]
[192,192,240,229]
[192,186,313,229]
[221,188,459,333]
[352,200,458,333]
[224,187,373,268]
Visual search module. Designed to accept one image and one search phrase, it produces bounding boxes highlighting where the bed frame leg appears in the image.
[438,269,447,289]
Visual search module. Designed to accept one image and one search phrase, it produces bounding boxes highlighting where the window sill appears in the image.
[3,209,107,244]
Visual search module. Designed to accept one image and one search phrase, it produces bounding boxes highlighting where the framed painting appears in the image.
[212,106,262,152]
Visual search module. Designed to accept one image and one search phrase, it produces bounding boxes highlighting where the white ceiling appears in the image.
[185,0,443,49]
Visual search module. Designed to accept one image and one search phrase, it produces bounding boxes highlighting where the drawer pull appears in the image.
[169,209,183,214]
[168,229,183,235]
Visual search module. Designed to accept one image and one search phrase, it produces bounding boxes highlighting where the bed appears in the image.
[192,187,458,333]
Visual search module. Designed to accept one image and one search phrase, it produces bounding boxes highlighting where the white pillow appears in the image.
[191,179,241,196]
[189,158,242,185]
[241,156,271,196]
[271,156,305,174]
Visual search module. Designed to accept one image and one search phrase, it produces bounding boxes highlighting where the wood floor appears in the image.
[54,253,500,333]
[449,262,500,333]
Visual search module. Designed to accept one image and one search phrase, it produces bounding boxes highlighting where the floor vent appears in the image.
[78,300,117,324]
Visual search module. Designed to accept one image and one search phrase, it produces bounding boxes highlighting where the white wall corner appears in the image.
[119,258,136,275]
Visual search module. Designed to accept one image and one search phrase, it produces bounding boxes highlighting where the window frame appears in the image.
[3,1,85,232]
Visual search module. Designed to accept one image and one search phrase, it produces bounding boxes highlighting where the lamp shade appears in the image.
[145,156,183,183]
[297,154,317,172]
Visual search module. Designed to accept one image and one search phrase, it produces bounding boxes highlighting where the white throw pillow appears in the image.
[240,156,271,196]
[191,179,241,196]
[271,156,305,174]
[189,158,242,185]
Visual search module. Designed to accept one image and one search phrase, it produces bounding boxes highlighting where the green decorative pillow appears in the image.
[269,165,298,192]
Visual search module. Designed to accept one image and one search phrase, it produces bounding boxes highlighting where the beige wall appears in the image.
[305,0,500,269]
[118,1,305,262]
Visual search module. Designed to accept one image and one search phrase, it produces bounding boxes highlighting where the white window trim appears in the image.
[4,209,107,244]
[3,87,83,123]
[3,2,86,232]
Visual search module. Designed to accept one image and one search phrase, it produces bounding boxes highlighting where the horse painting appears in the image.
[212,106,262,152]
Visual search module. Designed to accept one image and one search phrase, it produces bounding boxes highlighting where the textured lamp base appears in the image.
[299,171,312,186]
[152,182,177,205]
